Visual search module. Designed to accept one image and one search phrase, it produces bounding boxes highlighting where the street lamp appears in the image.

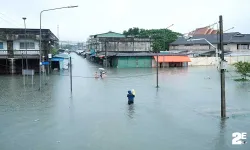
[39,5,78,90]
[22,17,28,70]
[156,24,174,88]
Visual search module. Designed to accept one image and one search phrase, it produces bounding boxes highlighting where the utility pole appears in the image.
[70,57,72,93]
[57,25,59,41]
[105,40,107,68]
[22,17,28,70]
[219,15,226,118]
[156,51,159,88]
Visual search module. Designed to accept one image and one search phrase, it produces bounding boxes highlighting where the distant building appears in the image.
[85,31,192,68]
[0,28,58,74]
[169,32,250,57]
[86,31,152,52]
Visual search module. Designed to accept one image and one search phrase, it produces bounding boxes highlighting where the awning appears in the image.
[154,56,191,63]
[51,57,64,61]
[98,55,105,58]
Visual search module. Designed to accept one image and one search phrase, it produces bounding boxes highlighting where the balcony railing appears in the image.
[13,50,40,55]
[0,50,41,58]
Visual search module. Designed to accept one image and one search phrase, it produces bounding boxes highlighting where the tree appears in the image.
[51,48,58,55]
[233,61,250,81]
[123,27,181,53]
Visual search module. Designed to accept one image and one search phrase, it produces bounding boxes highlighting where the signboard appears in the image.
[22,69,34,76]
[42,61,49,65]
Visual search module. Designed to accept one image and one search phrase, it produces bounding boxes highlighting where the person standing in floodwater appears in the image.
[127,90,135,105]
[95,72,99,78]
[100,71,103,78]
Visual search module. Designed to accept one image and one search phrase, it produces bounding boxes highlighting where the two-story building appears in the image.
[85,31,192,68]
[0,28,58,74]
[169,32,250,57]
[86,31,152,52]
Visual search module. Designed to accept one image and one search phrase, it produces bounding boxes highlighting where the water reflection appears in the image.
[214,119,227,150]
[127,104,135,119]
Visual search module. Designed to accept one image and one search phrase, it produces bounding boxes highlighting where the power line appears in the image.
[0,13,22,27]
[0,14,21,27]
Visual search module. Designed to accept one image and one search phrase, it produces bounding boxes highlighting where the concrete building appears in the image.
[169,32,250,57]
[86,31,152,52]
[0,28,58,74]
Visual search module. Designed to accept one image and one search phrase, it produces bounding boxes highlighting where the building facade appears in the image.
[0,28,58,74]
[86,31,152,52]
[169,32,250,56]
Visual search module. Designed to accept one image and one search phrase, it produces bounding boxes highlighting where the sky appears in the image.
[1,0,250,42]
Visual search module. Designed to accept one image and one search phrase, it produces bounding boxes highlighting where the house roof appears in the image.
[170,32,250,45]
[96,52,188,57]
[189,26,218,35]
[93,31,126,38]
[0,28,58,41]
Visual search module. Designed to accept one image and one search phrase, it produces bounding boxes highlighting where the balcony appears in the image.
[0,50,41,59]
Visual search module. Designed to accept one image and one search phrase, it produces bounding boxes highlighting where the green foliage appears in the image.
[123,27,182,53]
[51,48,58,55]
[234,78,249,82]
[233,61,250,81]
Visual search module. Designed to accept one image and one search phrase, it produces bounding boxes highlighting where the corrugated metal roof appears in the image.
[97,52,188,57]
[95,31,125,38]
[225,52,250,56]
[170,32,250,45]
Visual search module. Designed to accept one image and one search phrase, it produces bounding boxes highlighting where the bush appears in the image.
[233,61,250,81]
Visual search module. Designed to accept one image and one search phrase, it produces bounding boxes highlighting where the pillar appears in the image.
[8,58,16,74]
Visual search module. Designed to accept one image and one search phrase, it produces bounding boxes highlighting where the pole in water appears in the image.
[219,15,226,118]
[156,52,159,88]
[70,57,72,93]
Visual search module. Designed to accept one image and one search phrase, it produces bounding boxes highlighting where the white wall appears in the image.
[13,39,39,50]
[189,56,250,66]
[170,43,250,52]
[0,40,7,50]
[0,40,7,55]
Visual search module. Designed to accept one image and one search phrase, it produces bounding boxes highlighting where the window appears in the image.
[0,42,3,49]
[20,42,35,49]
[237,44,249,50]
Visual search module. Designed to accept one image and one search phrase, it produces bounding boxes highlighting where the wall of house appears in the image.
[189,56,250,66]
[116,56,152,68]
[152,60,169,68]
[170,44,213,50]
[98,41,151,51]
[170,44,250,52]
[13,39,39,50]
[0,40,7,50]
[0,41,8,55]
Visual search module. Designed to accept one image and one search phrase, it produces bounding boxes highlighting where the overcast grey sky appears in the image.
[1,0,250,41]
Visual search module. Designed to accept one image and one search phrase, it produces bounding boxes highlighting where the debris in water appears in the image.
[34,119,40,122]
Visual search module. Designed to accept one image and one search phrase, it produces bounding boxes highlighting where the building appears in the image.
[85,31,155,67]
[51,53,70,70]
[169,32,250,57]
[89,52,191,68]
[86,31,152,52]
[85,31,192,68]
[0,28,58,74]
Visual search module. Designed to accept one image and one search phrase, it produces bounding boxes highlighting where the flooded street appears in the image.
[1,53,250,150]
